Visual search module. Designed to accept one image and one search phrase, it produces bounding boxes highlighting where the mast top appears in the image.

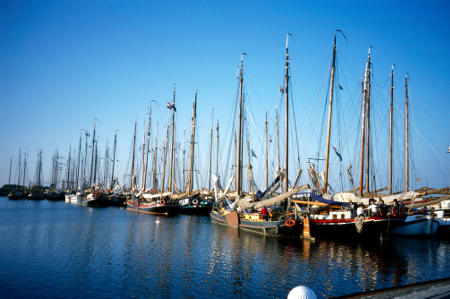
[240,53,246,67]
[285,33,292,51]
[172,83,176,103]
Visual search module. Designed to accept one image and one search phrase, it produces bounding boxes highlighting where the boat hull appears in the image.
[210,210,298,236]
[83,193,110,207]
[127,200,180,216]
[8,192,27,200]
[28,193,44,200]
[179,197,213,215]
[391,215,440,236]
[179,205,212,215]
[310,215,405,239]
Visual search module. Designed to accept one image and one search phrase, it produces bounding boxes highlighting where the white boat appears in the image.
[434,199,450,233]
[70,191,84,204]
[391,214,440,236]
[65,191,83,204]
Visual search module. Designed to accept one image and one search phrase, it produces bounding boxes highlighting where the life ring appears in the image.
[285,219,296,227]
[192,199,198,205]
[160,199,165,205]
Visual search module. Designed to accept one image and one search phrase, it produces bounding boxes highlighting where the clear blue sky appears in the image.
[1,0,449,191]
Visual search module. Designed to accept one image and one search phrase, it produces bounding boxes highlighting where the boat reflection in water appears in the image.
[0,199,449,298]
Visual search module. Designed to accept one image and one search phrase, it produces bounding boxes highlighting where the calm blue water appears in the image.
[0,198,449,298]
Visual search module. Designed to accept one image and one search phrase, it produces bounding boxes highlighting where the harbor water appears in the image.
[0,198,449,298]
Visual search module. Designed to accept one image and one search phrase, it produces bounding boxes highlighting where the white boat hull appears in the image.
[66,192,83,204]
[392,215,440,236]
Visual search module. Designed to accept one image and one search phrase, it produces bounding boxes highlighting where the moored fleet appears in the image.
[2,31,449,240]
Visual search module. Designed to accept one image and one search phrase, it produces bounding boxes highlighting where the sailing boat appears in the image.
[296,35,406,239]
[127,91,180,215]
[210,39,305,236]
[83,120,110,207]
[8,149,27,200]
[179,91,214,215]
[28,150,45,200]
[389,76,441,236]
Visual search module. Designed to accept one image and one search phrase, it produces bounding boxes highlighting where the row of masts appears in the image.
[321,32,411,196]
[8,34,414,196]
[8,149,44,188]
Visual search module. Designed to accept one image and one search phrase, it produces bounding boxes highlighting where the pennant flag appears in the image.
[251,150,258,158]
[332,146,342,161]
[339,84,343,90]
[280,86,285,94]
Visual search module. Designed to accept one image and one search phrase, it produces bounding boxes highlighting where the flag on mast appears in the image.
[332,146,342,161]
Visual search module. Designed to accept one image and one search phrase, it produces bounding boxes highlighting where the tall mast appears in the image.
[143,107,152,192]
[141,120,146,189]
[168,85,176,193]
[405,75,410,192]
[93,141,98,185]
[215,120,220,176]
[276,111,281,174]
[103,144,109,187]
[188,91,197,194]
[208,105,214,190]
[237,54,245,197]
[284,33,290,192]
[246,124,253,194]
[82,131,88,185]
[18,149,21,186]
[76,133,82,189]
[365,53,372,194]
[323,34,337,194]
[67,146,72,189]
[54,151,59,189]
[8,157,12,185]
[161,120,169,192]
[51,153,55,188]
[23,153,27,187]
[89,120,96,186]
[110,131,117,189]
[359,48,371,196]
[389,65,394,194]
[130,120,137,189]
[38,150,42,186]
[265,112,269,189]
[152,123,159,191]
[182,130,186,191]
[234,133,237,190]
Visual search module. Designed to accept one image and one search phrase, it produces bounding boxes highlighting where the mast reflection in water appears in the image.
[0,198,448,298]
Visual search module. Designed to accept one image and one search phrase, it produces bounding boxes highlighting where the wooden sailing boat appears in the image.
[210,37,305,236]
[297,35,406,239]
[28,150,45,200]
[127,90,180,215]
[107,130,127,206]
[389,76,441,236]
[179,91,214,215]
[83,120,109,207]
[8,149,27,200]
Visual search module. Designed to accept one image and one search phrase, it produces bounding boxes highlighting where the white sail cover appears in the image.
[142,192,172,200]
[324,191,422,205]
[236,185,309,210]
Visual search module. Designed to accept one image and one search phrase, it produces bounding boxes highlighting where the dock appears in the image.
[334,277,450,298]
